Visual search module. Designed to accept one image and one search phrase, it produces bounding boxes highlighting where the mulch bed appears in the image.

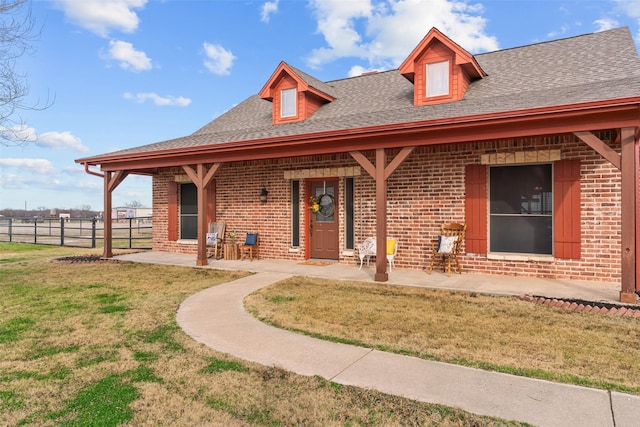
[53,255,121,264]
[519,294,640,317]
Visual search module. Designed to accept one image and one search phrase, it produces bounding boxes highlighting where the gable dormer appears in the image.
[259,62,335,124]
[399,27,485,106]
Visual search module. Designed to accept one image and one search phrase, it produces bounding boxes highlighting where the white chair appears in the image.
[356,237,398,272]
[356,237,377,269]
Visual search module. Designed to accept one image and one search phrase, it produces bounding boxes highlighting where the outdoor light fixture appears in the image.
[260,188,268,203]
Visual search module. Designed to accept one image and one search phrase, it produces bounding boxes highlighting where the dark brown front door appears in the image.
[309,180,339,259]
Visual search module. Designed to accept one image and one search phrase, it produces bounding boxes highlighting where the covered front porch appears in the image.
[113,251,624,306]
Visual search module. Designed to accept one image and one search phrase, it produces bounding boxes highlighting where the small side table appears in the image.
[223,243,240,260]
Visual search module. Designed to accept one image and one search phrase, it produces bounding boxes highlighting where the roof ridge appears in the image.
[475,26,631,57]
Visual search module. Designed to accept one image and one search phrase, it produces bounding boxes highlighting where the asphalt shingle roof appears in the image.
[97,27,640,158]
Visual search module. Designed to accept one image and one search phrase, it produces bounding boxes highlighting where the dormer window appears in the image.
[259,62,335,124]
[399,28,485,106]
[281,88,297,117]
[426,60,449,97]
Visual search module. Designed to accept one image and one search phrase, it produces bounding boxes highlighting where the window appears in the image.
[291,180,300,246]
[345,177,354,249]
[180,183,198,239]
[489,164,552,254]
[426,60,449,97]
[281,88,297,117]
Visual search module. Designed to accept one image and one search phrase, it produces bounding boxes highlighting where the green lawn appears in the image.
[0,243,524,426]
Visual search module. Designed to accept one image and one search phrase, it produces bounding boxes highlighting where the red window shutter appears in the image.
[168,181,178,241]
[206,182,216,223]
[465,164,487,254]
[554,159,581,259]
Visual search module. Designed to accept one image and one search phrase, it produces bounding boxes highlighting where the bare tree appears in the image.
[0,0,49,146]
[125,200,144,208]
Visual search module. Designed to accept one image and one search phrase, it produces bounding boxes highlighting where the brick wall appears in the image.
[151,133,621,282]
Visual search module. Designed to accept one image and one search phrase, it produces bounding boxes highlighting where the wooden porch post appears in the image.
[575,129,638,304]
[350,147,415,281]
[183,163,221,266]
[102,171,129,259]
[620,127,638,303]
[374,149,388,281]
[636,129,640,295]
[103,173,112,258]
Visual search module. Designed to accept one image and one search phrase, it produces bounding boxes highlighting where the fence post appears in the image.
[91,218,97,249]
[8,218,12,242]
[33,219,37,244]
[129,218,133,249]
[60,217,65,246]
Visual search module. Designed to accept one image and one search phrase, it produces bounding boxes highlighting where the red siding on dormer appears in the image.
[412,40,475,106]
[272,75,300,124]
[259,62,335,125]
[304,92,325,117]
[399,27,485,107]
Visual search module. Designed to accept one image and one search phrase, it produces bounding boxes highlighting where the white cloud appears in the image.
[123,92,191,107]
[0,125,37,143]
[261,0,279,23]
[202,42,236,75]
[0,158,56,174]
[105,40,153,72]
[547,24,571,38]
[614,0,640,41]
[0,126,87,152]
[36,131,89,153]
[594,18,619,32]
[305,0,498,70]
[54,0,147,37]
[616,0,640,17]
[348,65,381,77]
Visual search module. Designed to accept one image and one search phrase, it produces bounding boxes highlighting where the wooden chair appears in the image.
[207,222,225,259]
[240,233,259,261]
[428,223,466,276]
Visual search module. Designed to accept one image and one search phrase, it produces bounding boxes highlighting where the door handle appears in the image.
[310,221,313,237]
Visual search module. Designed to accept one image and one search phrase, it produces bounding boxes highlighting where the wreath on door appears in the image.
[309,194,334,218]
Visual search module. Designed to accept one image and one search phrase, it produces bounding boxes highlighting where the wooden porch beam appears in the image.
[102,171,129,259]
[107,170,129,193]
[385,147,415,180]
[621,127,638,303]
[349,151,375,178]
[182,163,222,266]
[350,148,415,281]
[574,131,621,170]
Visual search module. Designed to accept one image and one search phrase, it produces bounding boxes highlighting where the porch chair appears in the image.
[386,238,398,272]
[357,237,377,269]
[428,223,466,276]
[240,232,259,261]
[207,221,226,259]
[356,237,398,272]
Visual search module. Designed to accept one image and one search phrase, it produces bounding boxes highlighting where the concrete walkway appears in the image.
[117,252,640,426]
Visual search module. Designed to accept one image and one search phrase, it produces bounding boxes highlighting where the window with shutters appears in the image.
[489,164,552,254]
[179,183,198,240]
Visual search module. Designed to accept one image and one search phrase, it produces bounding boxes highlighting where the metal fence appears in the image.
[0,216,153,250]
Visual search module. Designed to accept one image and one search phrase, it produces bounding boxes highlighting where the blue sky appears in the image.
[1,0,640,212]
